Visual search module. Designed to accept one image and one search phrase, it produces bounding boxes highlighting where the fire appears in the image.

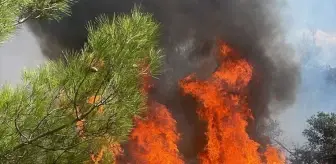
[90,142,123,164]
[128,102,184,164]
[265,146,286,164]
[90,148,104,164]
[124,61,183,164]
[180,41,285,164]
[87,95,104,113]
[118,42,284,163]
[76,95,104,139]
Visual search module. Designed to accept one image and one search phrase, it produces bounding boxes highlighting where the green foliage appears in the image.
[0,0,20,43]
[0,8,162,163]
[0,0,73,43]
[21,0,75,21]
[290,112,336,164]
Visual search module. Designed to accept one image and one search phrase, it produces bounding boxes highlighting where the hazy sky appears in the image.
[277,0,336,146]
[0,0,336,150]
[0,25,46,86]
[287,0,336,31]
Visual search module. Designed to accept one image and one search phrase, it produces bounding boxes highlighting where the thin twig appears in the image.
[6,93,115,154]
[271,138,295,156]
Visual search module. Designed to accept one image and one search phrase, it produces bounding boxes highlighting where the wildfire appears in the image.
[265,146,286,164]
[180,41,285,164]
[118,41,285,164]
[128,102,184,164]
[123,61,183,164]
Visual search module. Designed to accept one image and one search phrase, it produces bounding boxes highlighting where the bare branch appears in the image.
[271,138,295,156]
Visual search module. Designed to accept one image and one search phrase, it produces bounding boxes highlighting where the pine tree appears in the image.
[0,6,162,163]
[0,0,73,43]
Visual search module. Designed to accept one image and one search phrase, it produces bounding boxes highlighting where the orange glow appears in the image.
[75,119,85,137]
[109,142,124,157]
[121,61,184,164]
[87,95,104,113]
[139,61,154,94]
[90,142,123,164]
[128,102,184,164]
[90,148,105,164]
[75,106,85,138]
[180,41,285,164]
[265,146,286,164]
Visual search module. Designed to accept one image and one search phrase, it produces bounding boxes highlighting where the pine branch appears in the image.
[0,8,162,162]
[8,98,110,153]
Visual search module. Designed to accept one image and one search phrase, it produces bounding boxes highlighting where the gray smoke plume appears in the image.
[28,0,299,162]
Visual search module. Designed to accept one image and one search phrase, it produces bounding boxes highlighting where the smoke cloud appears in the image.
[28,0,299,162]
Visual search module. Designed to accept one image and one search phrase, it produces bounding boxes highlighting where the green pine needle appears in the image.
[0,7,163,163]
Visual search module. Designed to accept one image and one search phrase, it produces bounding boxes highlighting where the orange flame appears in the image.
[180,42,285,164]
[75,106,85,138]
[87,95,104,113]
[77,95,103,139]
[265,146,286,164]
[128,102,184,164]
[90,148,105,164]
[120,61,184,164]
[90,142,123,164]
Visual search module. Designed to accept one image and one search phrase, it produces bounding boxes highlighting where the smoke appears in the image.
[27,0,299,161]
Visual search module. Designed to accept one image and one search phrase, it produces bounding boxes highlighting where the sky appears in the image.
[0,25,46,86]
[0,0,336,151]
[276,0,336,147]
[287,0,336,32]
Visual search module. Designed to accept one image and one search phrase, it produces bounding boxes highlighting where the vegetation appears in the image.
[2,1,334,163]
[0,3,162,163]
[290,112,336,164]
[0,0,73,43]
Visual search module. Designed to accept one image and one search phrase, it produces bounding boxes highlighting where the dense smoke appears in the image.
[28,0,299,162]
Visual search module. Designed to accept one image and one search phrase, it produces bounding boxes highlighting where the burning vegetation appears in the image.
[122,62,183,164]
[25,0,300,163]
[180,42,285,163]
[115,41,285,163]
[127,102,184,164]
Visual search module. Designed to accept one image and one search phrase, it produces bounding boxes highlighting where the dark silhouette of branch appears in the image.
[271,138,295,156]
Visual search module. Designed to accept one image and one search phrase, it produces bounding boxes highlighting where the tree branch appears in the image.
[271,138,295,156]
[5,91,115,155]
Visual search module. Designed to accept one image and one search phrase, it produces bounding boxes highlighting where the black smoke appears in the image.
[28,0,299,162]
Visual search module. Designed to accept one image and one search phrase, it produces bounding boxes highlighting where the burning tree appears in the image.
[0,8,162,163]
[1,0,299,163]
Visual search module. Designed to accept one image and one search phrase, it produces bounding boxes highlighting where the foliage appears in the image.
[290,112,336,164]
[0,8,162,163]
[0,0,74,43]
